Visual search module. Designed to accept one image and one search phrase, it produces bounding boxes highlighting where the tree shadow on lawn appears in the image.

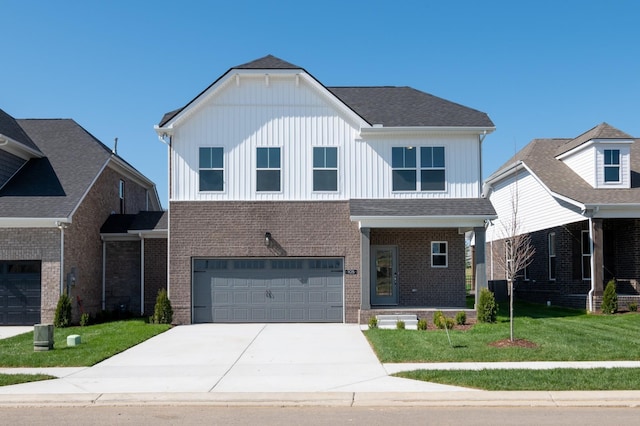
[497,300,585,321]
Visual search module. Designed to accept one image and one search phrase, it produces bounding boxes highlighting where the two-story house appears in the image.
[155,55,496,324]
[0,107,165,325]
[484,123,640,311]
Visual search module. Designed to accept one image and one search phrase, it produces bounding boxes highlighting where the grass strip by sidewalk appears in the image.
[0,319,171,368]
[0,374,55,387]
[396,368,640,390]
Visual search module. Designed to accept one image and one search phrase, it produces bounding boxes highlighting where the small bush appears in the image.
[629,302,638,312]
[601,279,618,315]
[54,293,72,328]
[368,316,378,329]
[417,318,428,330]
[79,312,90,327]
[433,311,455,329]
[455,311,466,325]
[396,320,405,330]
[152,289,173,324]
[477,288,498,323]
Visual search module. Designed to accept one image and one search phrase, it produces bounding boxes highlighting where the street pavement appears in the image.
[1,324,639,407]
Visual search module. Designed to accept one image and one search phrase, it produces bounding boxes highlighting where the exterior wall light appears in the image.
[265,232,272,247]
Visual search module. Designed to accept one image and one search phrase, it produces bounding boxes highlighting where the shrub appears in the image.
[417,318,428,330]
[455,311,466,325]
[79,312,90,327]
[152,289,173,324]
[368,316,378,329]
[477,288,498,323]
[433,311,455,329]
[629,302,638,312]
[396,320,405,330]
[54,293,72,328]
[601,279,618,315]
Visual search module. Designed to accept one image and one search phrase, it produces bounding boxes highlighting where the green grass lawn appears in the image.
[0,374,56,387]
[0,319,171,368]
[365,301,640,363]
[366,300,640,390]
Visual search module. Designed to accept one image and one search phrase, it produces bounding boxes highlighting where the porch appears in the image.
[359,307,477,326]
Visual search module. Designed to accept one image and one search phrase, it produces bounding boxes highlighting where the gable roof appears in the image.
[158,55,494,129]
[487,123,640,206]
[0,108,41,154]
[0,114,161,222]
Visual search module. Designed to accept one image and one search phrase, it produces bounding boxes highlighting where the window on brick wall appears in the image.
[431,241,448,268]
[257,147,281,192]
[582,230,591,281]
[119,179,125,214]
[548,232,556,281]
[199,147,224,192]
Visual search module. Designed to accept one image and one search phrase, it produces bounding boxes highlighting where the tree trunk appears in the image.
[509,279,514,342]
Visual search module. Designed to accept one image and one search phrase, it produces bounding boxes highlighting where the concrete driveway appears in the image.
[0,323,468,394]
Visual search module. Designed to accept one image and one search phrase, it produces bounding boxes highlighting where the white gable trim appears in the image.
[0,133,44,160]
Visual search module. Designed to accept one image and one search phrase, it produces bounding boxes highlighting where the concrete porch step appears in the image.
[376,314,418,330]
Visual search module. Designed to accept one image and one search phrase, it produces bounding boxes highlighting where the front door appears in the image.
[370,246,398,305]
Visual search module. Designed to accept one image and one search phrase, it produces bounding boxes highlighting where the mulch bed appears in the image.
[488,338,538,348]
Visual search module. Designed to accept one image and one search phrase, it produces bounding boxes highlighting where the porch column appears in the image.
[592,218,604,296]
[360,227,371,309]
[474,226,487,309]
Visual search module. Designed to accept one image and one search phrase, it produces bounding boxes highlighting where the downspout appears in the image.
[56,222,69,295]
[158,133,172,299]
[139,233,145,316]
[478,130,487,196]
[587,216,595,312]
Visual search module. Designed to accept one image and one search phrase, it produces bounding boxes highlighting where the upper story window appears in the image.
[421,147,445,191]
[392,147,416,191]
[431,241,448,268]
[199,147,224,191]
[118,179,125,214]
[392,146,445,192]
[548,232,556,281]
[257,147,281,192]
[604,149,620,183]
[313,147,338,191]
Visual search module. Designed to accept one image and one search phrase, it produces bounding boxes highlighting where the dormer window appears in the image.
[604,149,620,183]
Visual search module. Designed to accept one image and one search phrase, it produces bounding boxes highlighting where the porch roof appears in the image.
[349,198,496,228]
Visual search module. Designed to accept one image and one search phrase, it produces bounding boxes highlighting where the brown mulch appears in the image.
[488,338,538,348]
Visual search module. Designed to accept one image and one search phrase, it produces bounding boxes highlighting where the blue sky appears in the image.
[3,1,639,207]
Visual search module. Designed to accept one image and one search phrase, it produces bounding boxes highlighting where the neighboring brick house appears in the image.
[484,123,640,311]
[0,108,165,325]
[154,55,496,325]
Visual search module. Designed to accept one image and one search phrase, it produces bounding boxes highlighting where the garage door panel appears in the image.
[192,257,343,323]
[0,261,41,325]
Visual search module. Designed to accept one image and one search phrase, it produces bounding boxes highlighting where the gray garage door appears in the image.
[192,258,344,323]
[0,261,41,325]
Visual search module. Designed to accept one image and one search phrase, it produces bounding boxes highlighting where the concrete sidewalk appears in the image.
[1,324,640,407]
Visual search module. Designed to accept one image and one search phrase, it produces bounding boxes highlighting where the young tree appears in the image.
[491,182,535,342]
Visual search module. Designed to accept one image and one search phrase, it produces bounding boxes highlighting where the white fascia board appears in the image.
[586,204,640,219]
[0,134,44,160]
[129,229,168,239]
[351,215,494,229]
[360,126,495,137]
[556,138,634,161]
[0,217,71,228]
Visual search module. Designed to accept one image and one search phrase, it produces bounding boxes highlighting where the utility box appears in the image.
[33,324,54,351]
[67,334,81,346]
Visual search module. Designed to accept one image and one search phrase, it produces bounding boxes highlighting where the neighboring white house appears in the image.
[155,55,496,324]
[484,123,640,311]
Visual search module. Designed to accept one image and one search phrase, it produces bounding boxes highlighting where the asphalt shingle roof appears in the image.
[159,55,493,128]
[350,198,496,217]
[489,123,640,206]
[0,119,113,218]
[0,108,40,152]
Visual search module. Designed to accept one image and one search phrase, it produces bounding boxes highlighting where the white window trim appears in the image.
[312,146,339,192]
[581,230,591,281]
[431,241,448,268]
[198,147,225,193]
[603,148,621,184]
[391,146,417,192]
[420,146,446,192]
[548,232,556,281]
[256,147,282,193]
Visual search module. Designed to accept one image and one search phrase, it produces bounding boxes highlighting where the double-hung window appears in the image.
[118,179,125,213]
[604,149,620,183]
[431,241,448,268]
[257,147,281,192]
[199,147,224,192]
[581,230,591,280]
[313,147,338,191]
[548,232,556,281]
[421,147,445,191]
[392,147,416,191]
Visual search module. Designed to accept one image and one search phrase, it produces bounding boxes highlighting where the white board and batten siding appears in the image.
[486,169,584,242]
[170,74,483,202]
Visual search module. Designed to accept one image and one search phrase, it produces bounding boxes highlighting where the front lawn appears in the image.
[0,374,55,387]
[365,301,640,363]
[0,319,171,367]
